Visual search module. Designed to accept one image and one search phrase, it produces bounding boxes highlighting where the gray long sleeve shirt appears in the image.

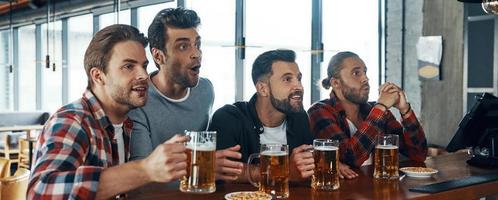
[127,72,214,160]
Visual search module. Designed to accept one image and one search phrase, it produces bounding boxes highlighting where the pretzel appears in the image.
[402,167,437,173]
[226,191,271,200]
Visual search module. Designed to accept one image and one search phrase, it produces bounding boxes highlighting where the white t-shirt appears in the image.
[346,119,372,166]
[113,123,125,165]
[260,120,287,145]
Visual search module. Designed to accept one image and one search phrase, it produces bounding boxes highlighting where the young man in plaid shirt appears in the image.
[28,24,189,199]
[308,51,427,178]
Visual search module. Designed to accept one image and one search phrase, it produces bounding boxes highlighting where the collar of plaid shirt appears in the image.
[83,89,133,164]
[329,90,375,120]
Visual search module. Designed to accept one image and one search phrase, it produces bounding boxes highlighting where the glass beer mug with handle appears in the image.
[179,131,216,193]
[247,144,290,199]
[373,134,399,179]
[311,139,340,191]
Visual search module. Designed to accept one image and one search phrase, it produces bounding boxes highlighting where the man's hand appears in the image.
[215,145,244,181]
[377,82,400,109]
[393,89,410,115]
[338,162,358,179]
[141,134,189,183]
[290,144,314,180]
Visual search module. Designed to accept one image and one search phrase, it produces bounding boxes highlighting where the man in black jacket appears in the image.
[209,49,314,182]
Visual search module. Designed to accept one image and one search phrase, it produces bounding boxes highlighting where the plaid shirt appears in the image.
[308,92,427,168]
[28,89,132,200]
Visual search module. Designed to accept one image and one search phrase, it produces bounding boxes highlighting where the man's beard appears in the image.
[341,80,369,104]
[269,87,303,114]
[109,80,148,109]
[171,70,199,88]
[169,60,200,88]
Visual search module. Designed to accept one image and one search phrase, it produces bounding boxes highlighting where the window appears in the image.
[99,9,131,29]
[137,2,176,73]
[464,4,498,112]
[0,1,384,113]
[18,25,36,111]
[186,0,236,110]
[68,14,93,101]
[245,0,312,107]
[0,31,13,111]
[321,0,380,101]
[41,21,62,113]
[137,2,176,34]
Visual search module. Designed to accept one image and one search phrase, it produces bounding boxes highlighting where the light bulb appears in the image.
[482,0,498,14]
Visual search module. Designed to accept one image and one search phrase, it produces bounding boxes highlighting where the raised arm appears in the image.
[308,103,388,168]
[96,135,189,199]
[209,105,245,181]
[384,108,428,162]
[390,86,428,162]
[28,118,104,199]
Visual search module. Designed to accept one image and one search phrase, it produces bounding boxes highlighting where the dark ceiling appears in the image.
[0,0,113,29]
[0,0,49,15]
[0,0,72,16]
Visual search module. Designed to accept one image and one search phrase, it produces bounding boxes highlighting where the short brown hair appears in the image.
[84,24,148,88]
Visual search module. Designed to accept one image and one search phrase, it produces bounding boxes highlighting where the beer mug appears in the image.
[179,131,216,193]
[247,144,289,199]
[373,134,399,179]
[311,139,340,191]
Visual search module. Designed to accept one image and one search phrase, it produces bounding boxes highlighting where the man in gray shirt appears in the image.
[129,73,214,159]
[128,8,243,182]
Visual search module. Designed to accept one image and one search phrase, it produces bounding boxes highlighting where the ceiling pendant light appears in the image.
[45,0,50,69]
[458,0,498,14]
[8,0,13,73]
[482,0,498,14]
[51,0,56,72]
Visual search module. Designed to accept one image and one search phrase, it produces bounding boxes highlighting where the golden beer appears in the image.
[259,151,289,199]
[311,146,339,190]
[373,145,399,179]
[180,146,216,193]
[180,131,216,193]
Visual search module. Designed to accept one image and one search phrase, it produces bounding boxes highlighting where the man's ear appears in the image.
[331,78,340,89]
[256,81,269,97]
[151,48,167,66]
[89,68,105,86]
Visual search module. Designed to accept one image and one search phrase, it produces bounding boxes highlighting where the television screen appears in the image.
[446,93,498,153]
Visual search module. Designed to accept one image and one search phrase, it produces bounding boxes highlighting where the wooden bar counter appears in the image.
[128,152,498,200]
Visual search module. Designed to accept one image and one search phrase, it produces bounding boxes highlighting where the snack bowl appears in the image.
[225,191,272,200]
[400,167,438,178]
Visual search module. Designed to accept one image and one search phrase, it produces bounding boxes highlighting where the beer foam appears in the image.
[376,145,398,149]
[314,146,338,151]
[187,143,216,151]
[261,150,288,156]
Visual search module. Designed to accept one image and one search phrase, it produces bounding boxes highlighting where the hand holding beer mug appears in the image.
[373,134,399,179]
[247,144,289,199]
[180,131,216,193]
[311,139,340,191]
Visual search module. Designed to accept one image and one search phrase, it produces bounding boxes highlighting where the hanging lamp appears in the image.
[458,0,498,14]
[51,0,56,71]
[45,0,51,69]
[8,0,13,73]
[482,0,498,14]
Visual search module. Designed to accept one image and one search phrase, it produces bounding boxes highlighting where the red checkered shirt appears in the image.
[28,89,132,199]
[307,93,427,168]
